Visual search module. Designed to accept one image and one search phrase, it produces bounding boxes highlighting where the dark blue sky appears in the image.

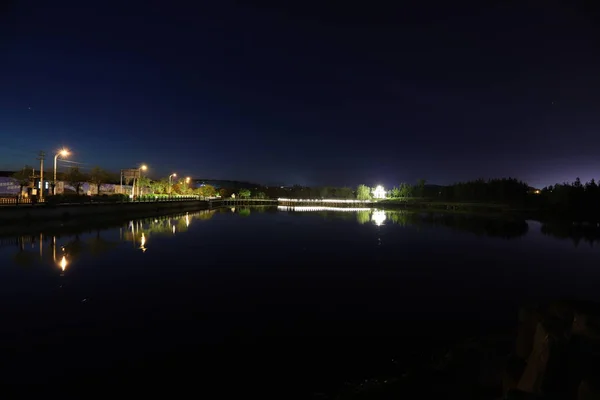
[1,0,600,188]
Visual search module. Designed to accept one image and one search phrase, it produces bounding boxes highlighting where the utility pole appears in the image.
[37,151,45,201]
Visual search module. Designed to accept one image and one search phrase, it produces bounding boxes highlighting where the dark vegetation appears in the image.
[263,185,355,199]
[383,177,600,222]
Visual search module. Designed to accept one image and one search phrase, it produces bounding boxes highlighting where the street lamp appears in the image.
[53,148,69,195]
[168,173,177,195]
[132,164,148,198]
[185,177,191,196]
[120,164,149,197]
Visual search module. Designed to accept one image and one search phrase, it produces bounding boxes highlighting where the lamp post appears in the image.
[131,164,148,198]
[185,177,191,196]
[168,173,177,195]
[53,149,69,195]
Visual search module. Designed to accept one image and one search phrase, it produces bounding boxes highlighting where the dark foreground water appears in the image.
[1,206,599,391]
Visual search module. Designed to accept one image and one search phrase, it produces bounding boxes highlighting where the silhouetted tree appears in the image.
[439,178,529,205]
[11,166,32,196]
[65,167,87,195]
[399,183,413,197]
[415,178,427,197]
[89,166,110,195]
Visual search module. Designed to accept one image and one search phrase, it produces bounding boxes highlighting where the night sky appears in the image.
[1,1,600,188]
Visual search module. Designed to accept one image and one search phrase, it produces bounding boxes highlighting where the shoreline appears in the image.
[0,200,212,234]
[373,199,596,223]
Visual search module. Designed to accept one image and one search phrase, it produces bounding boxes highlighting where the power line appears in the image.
[57,159,87,165]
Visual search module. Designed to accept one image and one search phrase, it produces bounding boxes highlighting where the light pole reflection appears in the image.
[60,255,67,272]
[140,232,147,252]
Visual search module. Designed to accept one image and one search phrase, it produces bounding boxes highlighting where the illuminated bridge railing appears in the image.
[278,206,371,212]
[277,198,370,204]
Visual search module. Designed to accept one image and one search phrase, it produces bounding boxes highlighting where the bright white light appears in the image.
[172,225,176,234]
[372,210,386,226]
[372,186,386,199]
[185,215,190,227]
[278,198,369,203]
[60,255,67,271]
[278,206,371,212]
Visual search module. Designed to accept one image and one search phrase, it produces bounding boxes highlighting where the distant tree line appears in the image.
[262,185,355,200]
[389,179,428,198]
[537,178,600,220]
[437,178,530,204]
[10,162,600,220]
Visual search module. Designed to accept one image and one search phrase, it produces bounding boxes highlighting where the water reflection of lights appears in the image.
[140,232,147,252]
[278,198,370,204]
[59,255,67,272]
[185,214,190,228]
[372,210,386,226]
[172,225,176,234]
[230,207,235,213]
[278,206,372,212]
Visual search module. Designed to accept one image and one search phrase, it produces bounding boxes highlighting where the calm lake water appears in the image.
[1,206,599,389]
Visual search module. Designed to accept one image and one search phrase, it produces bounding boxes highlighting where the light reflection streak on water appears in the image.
[140,232,147,252]
[278,198,370,204]
[278,206,372,212]
[60,255,67,272]
[371,210,386,226]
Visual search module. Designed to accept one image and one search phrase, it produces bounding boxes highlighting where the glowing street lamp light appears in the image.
[168,173,177,195]
[185,177,191,183]
[136,164,148,197]
[53,148,70,195]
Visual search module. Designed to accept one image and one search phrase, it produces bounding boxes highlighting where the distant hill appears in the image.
[192,179,263,190]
